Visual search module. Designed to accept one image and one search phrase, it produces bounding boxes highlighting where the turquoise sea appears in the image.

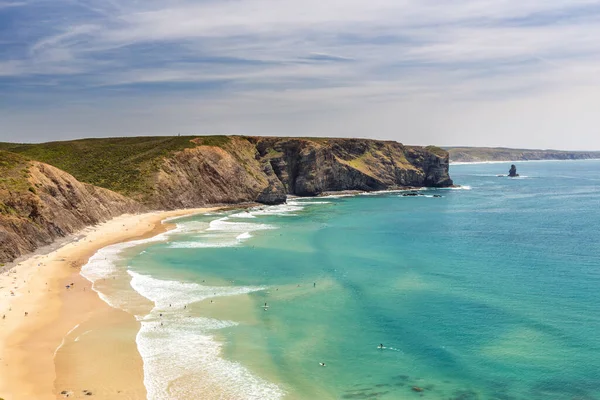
[82,160,600,400]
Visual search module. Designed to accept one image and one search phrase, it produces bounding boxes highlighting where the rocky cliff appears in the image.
[0,153,142,263]
[147,137,453,208]
[0,137,452,263]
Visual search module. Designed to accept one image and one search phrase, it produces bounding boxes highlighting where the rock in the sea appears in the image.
[508,164,519,177]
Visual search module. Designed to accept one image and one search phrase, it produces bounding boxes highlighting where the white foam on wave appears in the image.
[250,202,304,216]
[207,217,276,232]
[397,194,438,199]
[128,271,284,400]
[230,211,257,219]
[291,200,331,204]
[435,185,472,190]
[168,241,240,249]
[237,232,253,240]
[168,216,275,248]
[315,193,358,199]
[359,188,426,196]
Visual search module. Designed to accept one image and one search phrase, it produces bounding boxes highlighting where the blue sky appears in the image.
[1,0,600,149]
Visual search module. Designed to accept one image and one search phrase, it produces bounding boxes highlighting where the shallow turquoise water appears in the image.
[99,160,600,399]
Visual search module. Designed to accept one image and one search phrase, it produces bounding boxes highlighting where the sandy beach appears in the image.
[0,208,218,400]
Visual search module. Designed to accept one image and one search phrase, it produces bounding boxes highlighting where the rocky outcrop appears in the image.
[1,137,453,262]
[255,138,452,195]
[148,137,453,208]
[0,162,142,263]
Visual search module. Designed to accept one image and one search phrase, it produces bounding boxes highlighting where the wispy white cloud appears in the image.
[1,0,600,148]
[0,1,25,10]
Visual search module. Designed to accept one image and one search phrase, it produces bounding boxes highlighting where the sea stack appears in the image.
[508,164,519,177]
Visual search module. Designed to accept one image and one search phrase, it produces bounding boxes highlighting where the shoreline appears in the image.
[450,158,600,165]
[0,207,219,400]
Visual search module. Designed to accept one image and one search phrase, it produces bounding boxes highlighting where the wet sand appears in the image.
[0,208,218,400]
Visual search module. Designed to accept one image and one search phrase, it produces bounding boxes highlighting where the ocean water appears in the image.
[82,160,600,400]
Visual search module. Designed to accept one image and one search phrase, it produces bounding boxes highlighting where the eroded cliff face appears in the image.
[254,138,453,196]
[147,137,453,209]
[0,162,142,263]
[148,139,286,208]
[0,137,452,263]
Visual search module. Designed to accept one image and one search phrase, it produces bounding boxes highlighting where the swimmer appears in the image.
[319,362,326,367]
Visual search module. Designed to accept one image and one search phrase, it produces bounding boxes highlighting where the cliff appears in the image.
[446,147,600,163]
[0,151,142,263]
[148,137,452,208]
[0,137,452,263]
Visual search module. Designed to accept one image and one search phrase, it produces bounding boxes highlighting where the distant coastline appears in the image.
[450,158,600,165]
[446,147,600,163]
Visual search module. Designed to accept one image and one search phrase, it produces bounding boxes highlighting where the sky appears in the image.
[1,0,600,149]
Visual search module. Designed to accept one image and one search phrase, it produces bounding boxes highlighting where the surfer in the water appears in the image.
[319,362,326,367]
[378,344,384,349]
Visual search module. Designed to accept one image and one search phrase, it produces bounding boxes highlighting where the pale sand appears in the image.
[0,208,219,400]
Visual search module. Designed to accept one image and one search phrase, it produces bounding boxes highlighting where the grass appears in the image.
[265,148,284,158]
[425,146,448,157]
[0,150,31,193]
[345,154,370,172]
[193,135,231,148]
[0,150,33,216]
[0,136,223,197]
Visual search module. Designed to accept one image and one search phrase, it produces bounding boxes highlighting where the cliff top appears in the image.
[0,136,207,197]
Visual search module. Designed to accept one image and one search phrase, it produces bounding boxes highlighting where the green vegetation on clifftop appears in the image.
[0,136,207,198]
[0,150,31,194]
